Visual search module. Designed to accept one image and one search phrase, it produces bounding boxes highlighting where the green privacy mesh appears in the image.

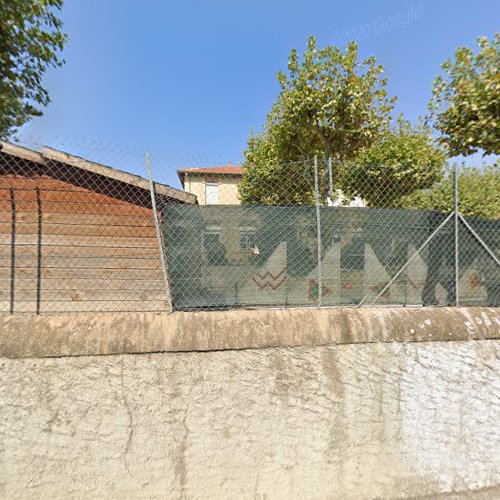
[163,205,499,311]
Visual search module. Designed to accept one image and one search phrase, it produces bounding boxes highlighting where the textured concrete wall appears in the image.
[1,339,499,499]
[1,307,499,358]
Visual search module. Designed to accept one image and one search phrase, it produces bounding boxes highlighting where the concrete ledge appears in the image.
[1,307,499,359]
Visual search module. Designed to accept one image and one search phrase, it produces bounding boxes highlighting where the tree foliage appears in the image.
[238,156,316,205]
[399,163,500,219]
[342,118,446,208]
[239,36,396,204]
[0,0,66,138]
[429,34,500,157]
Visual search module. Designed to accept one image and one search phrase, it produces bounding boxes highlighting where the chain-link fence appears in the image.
[1,141,498,314]
[0,140,197,313]
[164,157,499,311]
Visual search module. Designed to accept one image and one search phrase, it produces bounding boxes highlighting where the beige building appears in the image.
[177,165,244,205]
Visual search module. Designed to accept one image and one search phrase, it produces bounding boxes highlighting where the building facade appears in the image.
[177,165,244,205]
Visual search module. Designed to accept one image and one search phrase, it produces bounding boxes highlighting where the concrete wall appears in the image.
[1,307,498,358]
[1,307,500,499]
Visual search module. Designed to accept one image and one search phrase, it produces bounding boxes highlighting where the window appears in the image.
[239,227,256,250]
[205,182,219,205]
[203,226,221,250]
[203,226,226,265]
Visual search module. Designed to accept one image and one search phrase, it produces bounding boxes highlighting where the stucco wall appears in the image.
[184,173,241,204]
[1,338,500,499]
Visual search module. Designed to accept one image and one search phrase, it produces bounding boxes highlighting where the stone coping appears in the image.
[0,306,499,359]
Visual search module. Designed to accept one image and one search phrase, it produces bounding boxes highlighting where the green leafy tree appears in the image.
[399,163,500,219]
[429,34,500,157]
[343,118,447,208]
[0,0,67,138]
[239,36,396,204]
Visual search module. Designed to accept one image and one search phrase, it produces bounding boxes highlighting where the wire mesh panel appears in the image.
[323,208,455,307]
[163,204,497,310]
[1,140,498,314]
[0,142,190,313]
[163,156,499,311]
[458,216,500,306]
[164,204,318,309]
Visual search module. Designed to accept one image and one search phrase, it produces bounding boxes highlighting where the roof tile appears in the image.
[178,165,243,175]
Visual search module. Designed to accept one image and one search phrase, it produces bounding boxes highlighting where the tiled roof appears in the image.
[177,165,244,185]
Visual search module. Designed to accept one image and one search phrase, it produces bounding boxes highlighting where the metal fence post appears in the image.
[314,156,323,306]
[453,163,459,306]
[328,156,334,202]
[146,152,173,313]
[9,188,15,314]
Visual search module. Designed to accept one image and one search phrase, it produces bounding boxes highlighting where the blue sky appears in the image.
[21,0,499,188]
